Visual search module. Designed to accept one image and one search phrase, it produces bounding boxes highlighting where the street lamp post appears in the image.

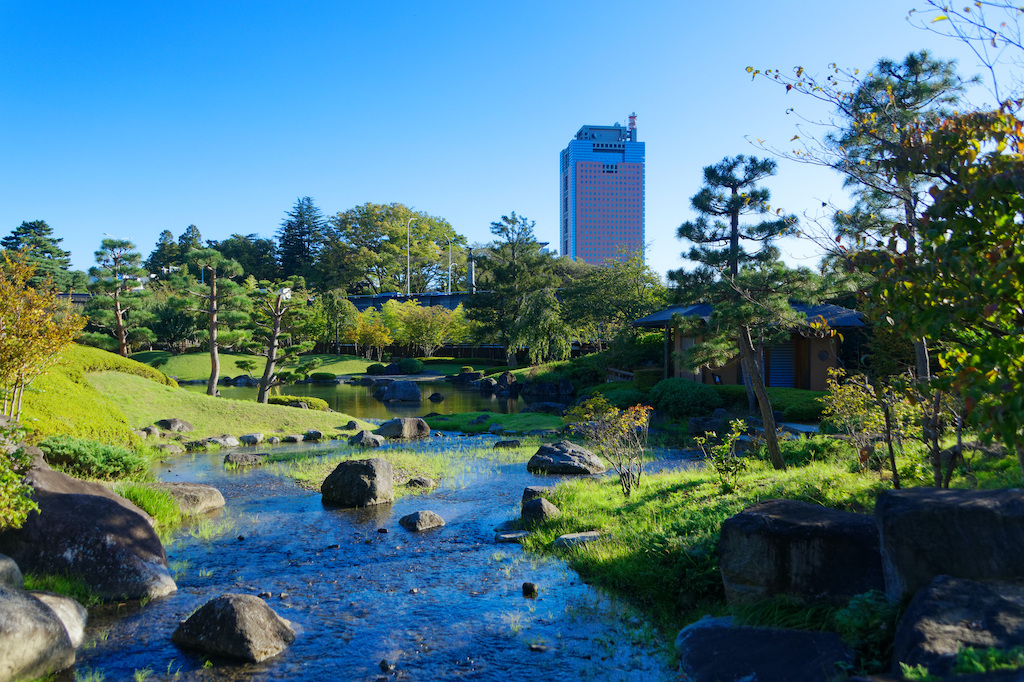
[405,217,416,296]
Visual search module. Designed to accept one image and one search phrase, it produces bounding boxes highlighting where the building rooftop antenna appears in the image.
[628,112,637,131]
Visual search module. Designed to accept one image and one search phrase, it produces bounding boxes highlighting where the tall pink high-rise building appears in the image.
[559,114,645,265]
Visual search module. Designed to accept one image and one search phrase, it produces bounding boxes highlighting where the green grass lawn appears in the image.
[87,371,373,439]
[130,351,377,381]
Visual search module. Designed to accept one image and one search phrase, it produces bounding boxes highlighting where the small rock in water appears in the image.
[327,544,340,550]
[237,535,245,541]
[522,582,539,598]
[258,591,271,598]
[379,659,395,672]
[409,588,419,594]
[278,592,288,599]
[377,528,388,534]
[529,643,548,652]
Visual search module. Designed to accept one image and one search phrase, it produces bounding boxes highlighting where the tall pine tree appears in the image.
[1,220,75,290]
[277,197,325,280]
[670,155,818,471]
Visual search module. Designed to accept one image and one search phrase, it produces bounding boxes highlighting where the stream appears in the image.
[70,435,681,681]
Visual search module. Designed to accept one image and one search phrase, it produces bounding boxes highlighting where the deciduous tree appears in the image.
[0,250,84,420]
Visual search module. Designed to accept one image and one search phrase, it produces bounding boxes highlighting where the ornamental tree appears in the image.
[670,155,811,471]
[85,239,154,357]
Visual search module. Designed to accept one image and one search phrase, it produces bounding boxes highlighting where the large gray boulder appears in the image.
[0,553,22,589]
[675,616,855,682]
[224,452,267,467]
[521,402,567,415]
[172,593,295,663]
[149,482,226,516]
[28,591,88,648]
[321,458,394,507]
[0,584,76,681]
[0,467,176,601]
[893,575,1024,678]
[156,418,193,433]
[399,510,445,532]
[374,418,430,440]
[348,430,385,448]
[719,499,884,605]
[239,433,264,445]
[520,379,575,401]
[495,371,518,396]
[522,498,561,526]
[206,435,240,448]
[876,488,1024,599]
[527,441,606,475]
[375,380,421,403]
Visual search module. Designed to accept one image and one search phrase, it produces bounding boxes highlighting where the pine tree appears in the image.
[1,220,74,290]
[670,155,816,471]
[85,239,155,357]
[277,197,325,279]
[145,230,182,274]
[177,225,203,254]
[182,249,250,395]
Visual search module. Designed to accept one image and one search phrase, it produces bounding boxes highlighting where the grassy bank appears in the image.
[20,345,177,445]
[88,371,373,440]
[20,345,370,445]
[131,351,377,381]
[521,435,1022,636]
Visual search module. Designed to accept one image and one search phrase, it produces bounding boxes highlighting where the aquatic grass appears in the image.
[168,560,191,580]
[24,572,102,607]
[185,516,234,542]
[266,438,541,494]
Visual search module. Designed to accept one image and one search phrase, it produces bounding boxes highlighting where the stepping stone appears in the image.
[496,531,530,544]
[553,531,601,549]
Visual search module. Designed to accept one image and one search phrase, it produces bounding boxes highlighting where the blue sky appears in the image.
[0,1,996,280]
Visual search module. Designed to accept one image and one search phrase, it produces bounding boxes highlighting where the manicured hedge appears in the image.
[649,378,723,419]
[398,358,425,374]
[266,395,330,411]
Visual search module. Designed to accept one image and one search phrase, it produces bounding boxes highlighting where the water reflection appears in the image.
[182,380,522,419]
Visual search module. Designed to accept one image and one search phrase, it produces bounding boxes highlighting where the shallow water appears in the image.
[181,380,522,420]
[70,436,682,681]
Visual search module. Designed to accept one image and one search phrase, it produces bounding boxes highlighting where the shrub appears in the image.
[835,590,903,674]
[0,423,38,530]
[649,378,723,419]
[265,395,330,411]
[460,366,474,373]
[38,435,151,481]
[398,358,425,374]
[603,388,648,409]
[309,372,338,382]
[632,368,663,392]
[712,384,828,422]
[366,363,386,375]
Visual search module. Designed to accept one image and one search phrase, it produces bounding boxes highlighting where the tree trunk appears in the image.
[914,338,930,381]
[206,270,220,396]
[257,303,283,404]
[113,288,128,358]
[738,325,786,470]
